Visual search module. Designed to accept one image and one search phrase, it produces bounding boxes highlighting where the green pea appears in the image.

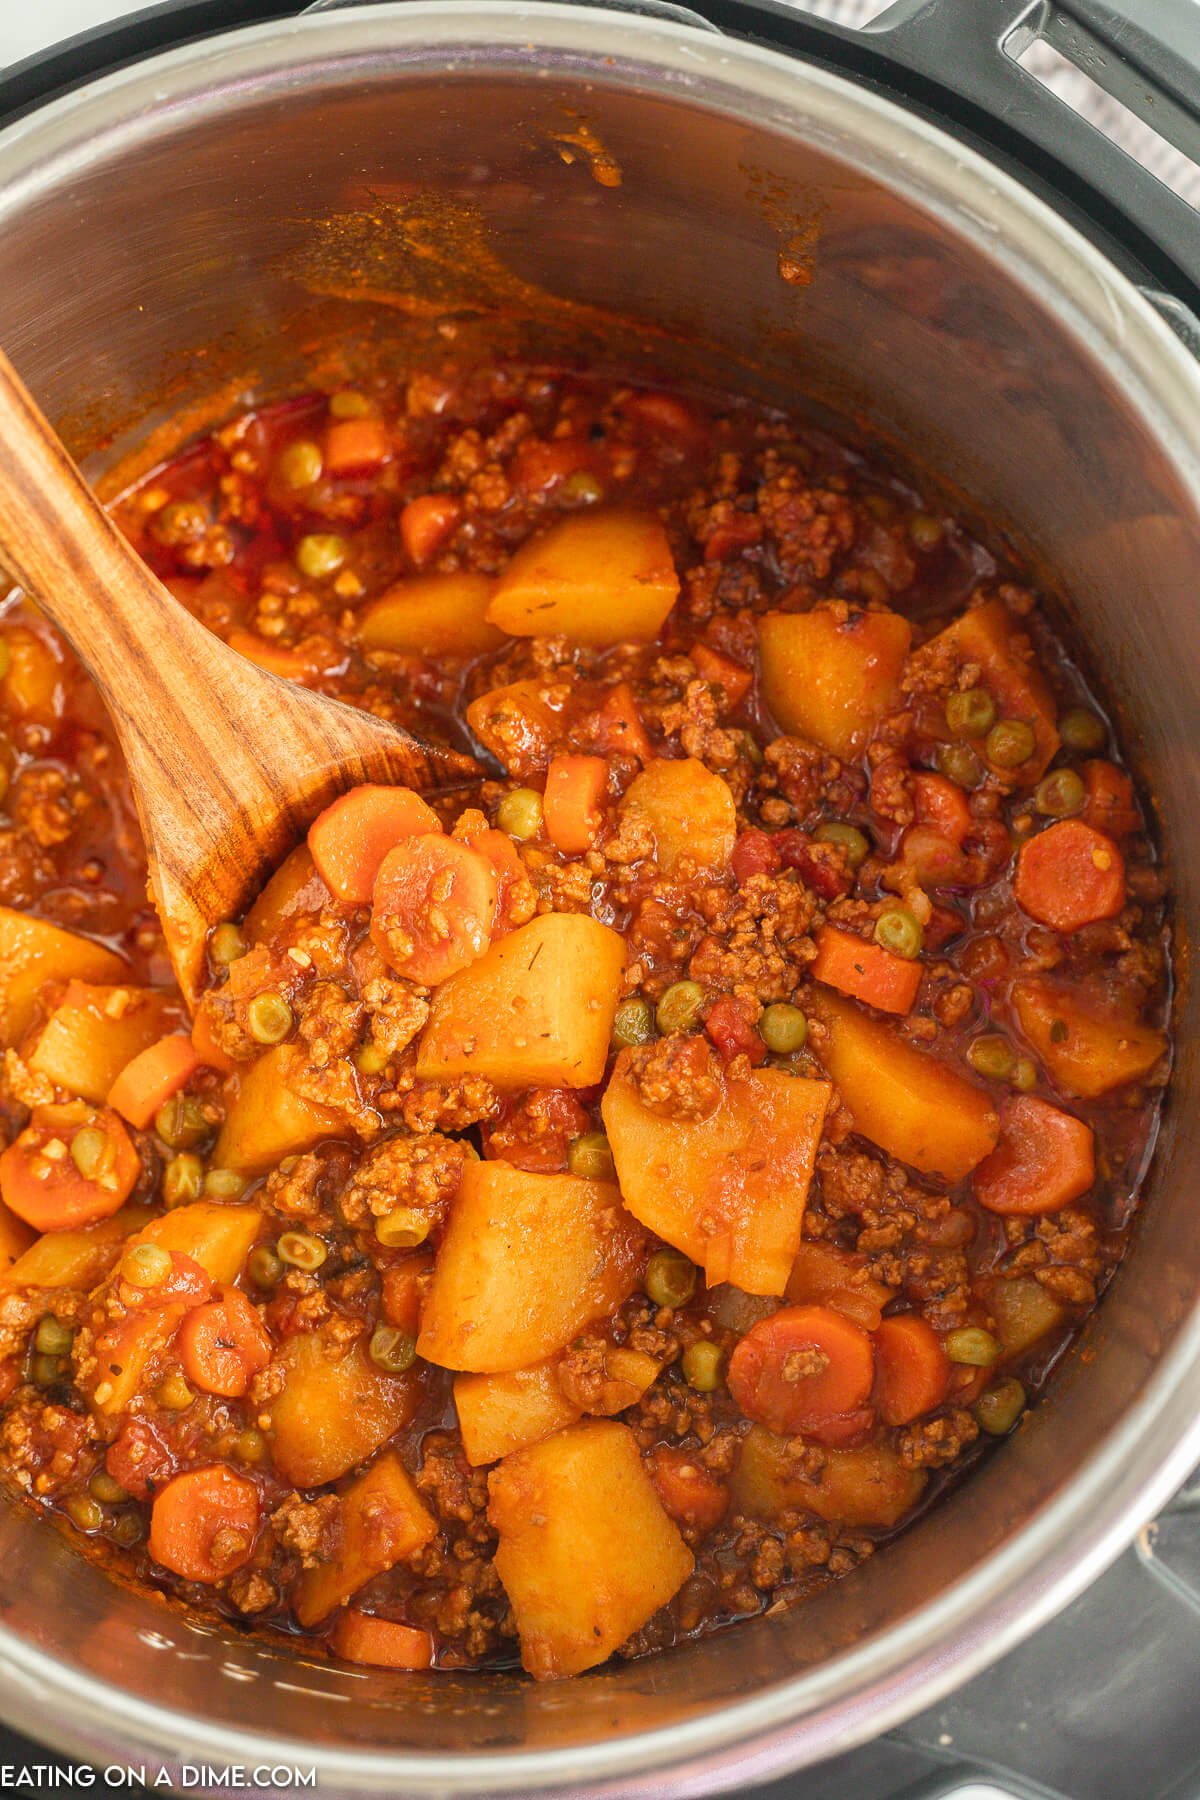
[329,390,371,419]
[31,1355,63,1388]
[760,1003,808,1055]
[1034,769,1086,818]
[1058,707,1106,753]
[246,992,294,1046]
[611,997,655,1049]
[966,1034,1016,1083]
[368,1324,417,1374]
[656,980,705,1036]
[204,1167,248,1201]
[69,1126,111,1182]
[567,1132,615,1181]
[163,1151,204,1209]
[276,439,324,489]
[682,1340,724,1392]
[874,907,923,960]
[354,1040,390,1076]
[65,1494,104,1534]
[248,1245,285,1289]
[295,533,347,581]
[156,1095,210,1150]
[375,1208,430,1249]
[644,1247,698,1310]
[210,922,246,966]
[985,718,1037,770]
[34,1316,73,1357]
[974,1376,1026,1435]
[496,788,543,841]
[110,1512,145,1549]
[813,821,870,870]
[909,512,944,551]
[121,1243,172,1289]
[560,470,605,506]
[89,1470,129,1504]
[1010,1056,1038,1092]
[157,1373,194,1412]
[945,688,996,739]
[232,1429,269,1466]
[934,741,983,790]
[277,1231,327,1272]
[945,1327,1001,1367]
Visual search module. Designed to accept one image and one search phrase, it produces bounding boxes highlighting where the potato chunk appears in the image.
[1012,975,1167,1098]
[808,990,998,1182]
[418,1163,645,1372]
[244,846,331,946]
[215,1045,345,1173]
[603,1054,831,1295]
[488,1420,693,1678]
[464,680,561,780]
[0,1205,35,1272]
[619,758,736,875]
[732,1424,926,1528]
[415,913,624,1090]
[455,1360,581,1466]
[0,909,126,1047]
[3,1205,152,1291]
[24,981,184,1105]
[919,599,1059,779]
[131,1201,261,1284]
[758,606,911,760]
[487,511,679,646]
[268,1327,420,1488]
[359,571,505,658]
[294,1451,436,1626]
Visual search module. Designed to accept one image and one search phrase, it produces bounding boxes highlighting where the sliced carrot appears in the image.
[543,755,608,856]
[381,1251,435,1334]
[1014,820,1125,932]
[190,1006,237,1076]
[913,773,971,847]
[308,784,441,904]
[400,494,462,566]
[786,1241,895,1331]
[0,1107,139,1231]
[648,1444,729,1533]
[177,1287,272,1398]
[1081,760,1139,839]
[974,1094,1095,1216]
[148,1464,259,1584]
[329,1611,434,1670]
[371,834,497,985]
[691,642,752,706]
[108,1034,201,1130]
[591,682,654,764]
[811,924,922,1017]
[325,416,390,477]
[727,1304,875,1437]
[873,1314,950,1426]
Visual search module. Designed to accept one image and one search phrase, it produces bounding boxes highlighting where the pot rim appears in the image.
[0,4,1197,1792]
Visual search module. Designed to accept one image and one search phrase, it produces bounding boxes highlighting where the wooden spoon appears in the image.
[0,350,480,1007]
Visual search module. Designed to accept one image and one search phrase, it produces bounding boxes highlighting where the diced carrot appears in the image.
[1081,760,1139,839]
[1014,820,1125,932]
[371,834,497,985]
[786,1241,895,1331]
[543,754,608,856]
[380,1252,435,1334]
[177,1287,272,1398]
[148,1465,259,1584]
[190,1007,237,1075]
[108,1035,201,1131]
[811,924,922,1017]
[329,1611,434,1670]
[691,642,753,706]
[325,416,390,477]
[591,682,654,763]
[727,1304,875,1436]
[974,1094,1095,1216]
[0,1107,139,1231]
[913,773,971,847]
[648,1444,729,1532]
[308,784,441,904]
[873,1314,950,1425]
[400,494,462,566]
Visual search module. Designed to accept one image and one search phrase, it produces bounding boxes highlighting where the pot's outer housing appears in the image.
[0,6,1196,1794]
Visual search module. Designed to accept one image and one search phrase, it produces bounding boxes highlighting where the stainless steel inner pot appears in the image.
[0,5,1196,1793]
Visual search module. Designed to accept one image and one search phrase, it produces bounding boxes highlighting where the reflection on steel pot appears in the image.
[0,3,1197,1794]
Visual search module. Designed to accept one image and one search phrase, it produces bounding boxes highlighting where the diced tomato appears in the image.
[810,924,922,1016]
[691,642,753,706]
[485,1088,590,1173]
[329,1611,434,1669]
[727,1304,875,1437]
[974,1094,1095,1216]
[648,1444,729,1532]
[177,1287,272,1398]
[400,494,462,566]
[873,1314,950,1425]
[732,829,782,884]
[106,1419,174,1502]
[543,755,608,856]
[0,1107,139,1231]
[370,834,497,985]
[108,1035,201,1131]
[1014,820,1125,932]
[913,773,971,846]
[1081,760,1139,839]
[325,416,391,477]
[777,830,854,900]
[923,904,964,952]
[704,995,767,1067]
[308,784,441,905]
[148,1465,260,1583]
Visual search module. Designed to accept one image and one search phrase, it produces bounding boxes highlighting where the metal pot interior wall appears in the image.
[0,6,1196,1786]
